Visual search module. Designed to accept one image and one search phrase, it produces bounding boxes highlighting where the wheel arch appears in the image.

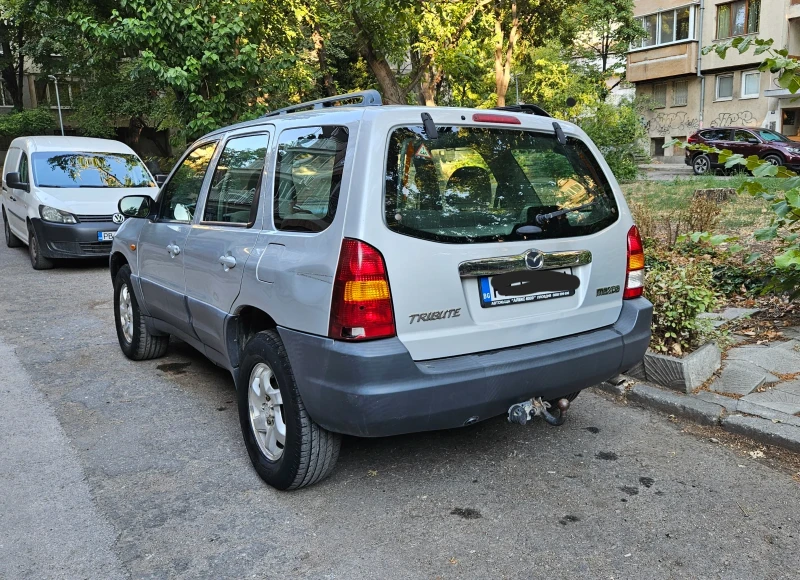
[762,150,785,162]
[226,305,278,369]
[110,251,129,281]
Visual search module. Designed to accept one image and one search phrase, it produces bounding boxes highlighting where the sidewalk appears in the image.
[598,313,800,454]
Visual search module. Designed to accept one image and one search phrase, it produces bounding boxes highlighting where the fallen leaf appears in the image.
[367,470,378,477]
[449,557,458,565]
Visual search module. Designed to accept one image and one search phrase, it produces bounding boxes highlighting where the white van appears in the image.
[1,136,159,269]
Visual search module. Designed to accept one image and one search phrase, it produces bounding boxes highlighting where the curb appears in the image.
[598,379,800,454]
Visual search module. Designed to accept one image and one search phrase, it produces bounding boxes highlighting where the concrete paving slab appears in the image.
[695,391,738,413]
[735,400,800,427]
[776,379,800,396]
[741,390,800,415]
[708,359,770,396]
[698,308,760,328]
[725,344,800,375]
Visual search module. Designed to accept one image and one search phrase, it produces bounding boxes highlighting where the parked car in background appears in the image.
[109,91,652,490]
[685,127,800,175]
[1,136,159,269]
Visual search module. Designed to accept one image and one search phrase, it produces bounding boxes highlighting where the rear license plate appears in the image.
[97,231,115,241]
[479,268,576,308]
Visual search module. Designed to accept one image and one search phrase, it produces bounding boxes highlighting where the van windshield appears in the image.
[32,151,155,188]
[384,126,618,244]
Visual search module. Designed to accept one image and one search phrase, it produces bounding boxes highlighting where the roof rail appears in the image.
[492,104,552,118]
[263,90,383,118]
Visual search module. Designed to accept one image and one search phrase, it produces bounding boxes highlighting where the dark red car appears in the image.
[685,127,800,175]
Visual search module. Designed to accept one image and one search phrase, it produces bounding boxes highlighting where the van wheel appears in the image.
[28,227,53,270]
[113,264,169,360]
[692,154,710,175]
[3,209,21,248]
[238,330,341,490]
[764,154,783,167]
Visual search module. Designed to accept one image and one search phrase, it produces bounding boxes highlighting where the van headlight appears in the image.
[39,205,77,224]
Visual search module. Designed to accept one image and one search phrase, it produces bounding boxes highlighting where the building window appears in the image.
[741,71,760,98]
[0,80,13,107]
[34,77,81,109]
[634,6,694,49]
[716,0,760,39]
[673,80,688,106]
[653,83,667,108]
[716,74,734,100]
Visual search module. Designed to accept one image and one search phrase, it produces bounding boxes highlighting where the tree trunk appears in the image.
[418,68,440,106]
[312,23,335,97]
[494,0,518,108]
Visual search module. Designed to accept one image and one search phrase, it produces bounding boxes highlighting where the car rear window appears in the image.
[384,126,618,244]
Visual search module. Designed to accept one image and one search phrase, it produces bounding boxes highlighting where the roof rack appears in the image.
[492,104,552,118]
[263,90,383,118]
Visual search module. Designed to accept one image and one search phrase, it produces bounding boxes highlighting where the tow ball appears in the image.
[508,397,570,426]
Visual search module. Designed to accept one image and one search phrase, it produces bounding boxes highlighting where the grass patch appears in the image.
[621,175,785,236]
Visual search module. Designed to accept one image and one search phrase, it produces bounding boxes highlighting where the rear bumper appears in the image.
[279,298,653,437]
[30,218,119,258]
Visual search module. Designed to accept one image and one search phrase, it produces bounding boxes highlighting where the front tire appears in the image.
[28,227,53,270]
[692,154,711,175]
[764,154,783,167]
[113,264,169,360]
[3,209,22,248]
[237,330,341,490]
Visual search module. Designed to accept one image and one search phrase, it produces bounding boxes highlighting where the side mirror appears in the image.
[6,172,28,192]
[155,174,168,187]
[748,138,759,144]
[119,195,154,219]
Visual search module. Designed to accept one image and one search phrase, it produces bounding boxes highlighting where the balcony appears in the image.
[627,42,698,83]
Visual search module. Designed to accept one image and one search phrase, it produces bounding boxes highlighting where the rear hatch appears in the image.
[356,111,630,361]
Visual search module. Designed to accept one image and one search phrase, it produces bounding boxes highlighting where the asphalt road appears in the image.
[1,227,799,580]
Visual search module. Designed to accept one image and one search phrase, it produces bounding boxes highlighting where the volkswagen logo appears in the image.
[525,250,544,270]
[112,213,125,224]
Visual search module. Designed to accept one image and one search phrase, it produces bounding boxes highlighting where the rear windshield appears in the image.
[384,126,618,243]
[32,151,155,188]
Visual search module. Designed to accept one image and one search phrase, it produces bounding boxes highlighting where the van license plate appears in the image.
[478,268,576,308]
[97,231,115,241]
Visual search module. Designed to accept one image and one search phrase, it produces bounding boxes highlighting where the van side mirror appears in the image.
[119,195,154,219]
[155,174,168,187]
[6,172,28,192]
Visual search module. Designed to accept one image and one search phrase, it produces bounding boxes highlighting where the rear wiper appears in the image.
[534,201,594,225]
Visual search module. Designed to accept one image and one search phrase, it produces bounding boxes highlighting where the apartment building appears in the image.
[627,0,798,157]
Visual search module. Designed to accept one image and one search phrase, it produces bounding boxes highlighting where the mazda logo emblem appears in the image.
[112,213,125,224]
[525,251,544,270]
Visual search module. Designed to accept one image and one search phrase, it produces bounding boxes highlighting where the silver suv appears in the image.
[110,91,652,490]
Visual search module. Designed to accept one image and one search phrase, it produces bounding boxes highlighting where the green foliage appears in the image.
[0,108,56,137]
[578,99,648,181]
[644,252,718,355]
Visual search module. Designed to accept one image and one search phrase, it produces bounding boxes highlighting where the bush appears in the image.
[579,99,649,182]
[0,108,57,138]
[644,252,718,356]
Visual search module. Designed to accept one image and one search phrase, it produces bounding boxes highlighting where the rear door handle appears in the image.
[166,243,181,257]
[219,255,236,271]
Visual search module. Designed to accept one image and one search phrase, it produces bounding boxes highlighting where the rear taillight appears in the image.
[624,225,645,299]
[472,113,521,125]
[687,134,699,144]
[329,239,396,340]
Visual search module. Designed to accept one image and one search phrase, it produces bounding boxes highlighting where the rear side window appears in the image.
[204,133,268,224]
[273,126,349,232]
[700,129,731,141]
[385,126,618,244]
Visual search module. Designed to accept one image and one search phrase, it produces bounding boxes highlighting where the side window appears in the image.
[203,133,269,224]
[159,142,217,222]
[274,125,349,232]
[701,129,730,142]
[734,130,754,142]
[18,152,29,184]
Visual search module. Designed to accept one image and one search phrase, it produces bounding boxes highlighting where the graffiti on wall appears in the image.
[709,111,756,127]
[644,112,700,135]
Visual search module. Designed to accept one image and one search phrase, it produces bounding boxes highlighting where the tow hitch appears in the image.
[508,397,570,426]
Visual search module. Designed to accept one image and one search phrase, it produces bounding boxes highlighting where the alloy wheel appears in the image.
[118,283,134,344]
[248,362,286,461]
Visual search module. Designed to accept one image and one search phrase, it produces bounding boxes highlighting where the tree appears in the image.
[565,0,644,75]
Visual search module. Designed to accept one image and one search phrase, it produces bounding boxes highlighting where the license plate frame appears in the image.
[97,231,115,241]
[478,268,575,308]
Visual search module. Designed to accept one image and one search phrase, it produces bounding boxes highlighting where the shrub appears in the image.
[644,252,718,356]
[579,99,649,182]
[0,108,56,138]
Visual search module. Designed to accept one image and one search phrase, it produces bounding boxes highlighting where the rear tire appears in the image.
[237,330,341,490]
[3,209,21,248]
[28,227,53,270]
[692,154,710,175]
[113,264,169,360]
